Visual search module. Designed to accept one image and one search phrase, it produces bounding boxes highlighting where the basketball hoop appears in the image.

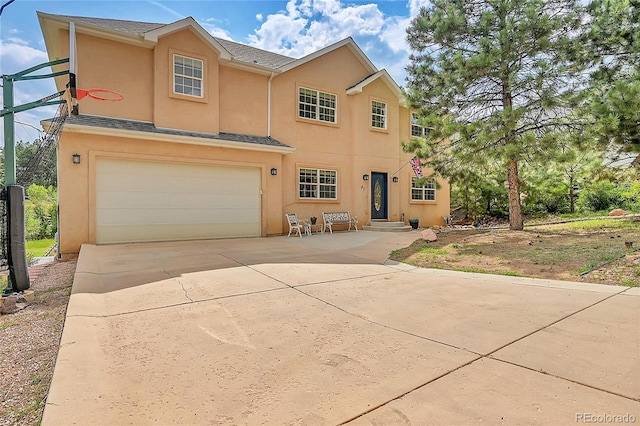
[76,88,124,101]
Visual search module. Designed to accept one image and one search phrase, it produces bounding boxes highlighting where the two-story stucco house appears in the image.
[38,12,450,259]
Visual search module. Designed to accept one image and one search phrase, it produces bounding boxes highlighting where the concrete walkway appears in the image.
[43,231,639,425]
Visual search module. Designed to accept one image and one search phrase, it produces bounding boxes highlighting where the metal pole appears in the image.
[2,74,16,185]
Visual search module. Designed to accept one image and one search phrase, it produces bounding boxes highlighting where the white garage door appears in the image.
[96,158,261,244]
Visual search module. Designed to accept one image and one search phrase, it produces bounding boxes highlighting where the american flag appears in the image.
[410,156,423,178]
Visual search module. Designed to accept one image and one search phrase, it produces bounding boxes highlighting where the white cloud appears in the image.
[256,13,263,22]
[0,40,48,71]
[379,16,411,53]
[248,0,387,58]
[408,0,431,17]
[200,20,234,40]
[245,0,415,86]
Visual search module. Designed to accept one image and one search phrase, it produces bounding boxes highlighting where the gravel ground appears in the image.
[0,260,76,426]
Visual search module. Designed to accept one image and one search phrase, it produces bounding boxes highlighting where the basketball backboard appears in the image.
[68,21,78,115]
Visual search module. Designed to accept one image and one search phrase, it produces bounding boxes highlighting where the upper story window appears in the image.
[299,168,337,199]
[412,177,436,201]
[174,54,203,97]
[371,100,387,129]
[298,87,337,123]
[411,112,430,137]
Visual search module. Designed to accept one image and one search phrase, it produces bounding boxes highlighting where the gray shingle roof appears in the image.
[65,115,292,150]
[215,38,295,69]
[51,14,165,36]
[50,13,296,70]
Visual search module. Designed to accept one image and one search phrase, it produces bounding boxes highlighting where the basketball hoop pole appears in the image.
[1,57,70,294]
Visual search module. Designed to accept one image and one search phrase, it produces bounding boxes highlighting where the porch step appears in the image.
[363,221,413,232]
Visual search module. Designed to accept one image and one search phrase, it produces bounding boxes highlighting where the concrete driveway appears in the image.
[43,231,639,425]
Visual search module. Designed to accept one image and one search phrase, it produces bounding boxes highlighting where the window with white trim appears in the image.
[173,55,203,97]
[371,100,387,129]
[298,87,337,123]
[299,168,337,199]
[412,177,436,201]
[411,112,430,137]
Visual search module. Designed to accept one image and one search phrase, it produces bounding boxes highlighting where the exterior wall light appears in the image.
[72,153,81,164]
[362,174,369,181]
[270,167,278,176]
[392,176,399,183]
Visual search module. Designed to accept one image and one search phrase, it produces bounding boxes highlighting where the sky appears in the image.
[1,0,429,143]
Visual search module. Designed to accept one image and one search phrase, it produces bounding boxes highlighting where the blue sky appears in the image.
[1,0,429,142]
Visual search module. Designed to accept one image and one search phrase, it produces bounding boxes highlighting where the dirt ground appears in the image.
[0,260,76,426]
[390,226,640,286]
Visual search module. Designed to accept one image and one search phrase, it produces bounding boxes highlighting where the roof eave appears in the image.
[346,69,404,100]
[42,119,295,154]
[143,17,232,60]
[37,11,153,49]
[219,58,284,75]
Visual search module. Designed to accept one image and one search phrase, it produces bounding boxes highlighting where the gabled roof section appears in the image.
[142,17,231,60]
[278,37,377,74]
[346,69,404,100]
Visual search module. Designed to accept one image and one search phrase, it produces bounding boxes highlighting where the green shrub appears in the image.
[576,181,620,212]
[25,184,57,240]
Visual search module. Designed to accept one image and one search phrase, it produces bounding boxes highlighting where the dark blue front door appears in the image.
[370,172,388,220]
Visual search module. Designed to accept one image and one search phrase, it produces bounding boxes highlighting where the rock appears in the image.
[0,293,30,315]
[609,209,627,216]
[421,229,438,242]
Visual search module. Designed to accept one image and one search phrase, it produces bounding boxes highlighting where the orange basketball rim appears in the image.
[76,88,124,101]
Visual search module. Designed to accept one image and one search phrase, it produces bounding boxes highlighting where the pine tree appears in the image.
[405,0,586,230]
[582,0,640,153]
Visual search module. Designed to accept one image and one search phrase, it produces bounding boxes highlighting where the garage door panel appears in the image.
[96,222,261,244]
[97,192,260,210]
[97,207,261,226]
[96,158,262,243]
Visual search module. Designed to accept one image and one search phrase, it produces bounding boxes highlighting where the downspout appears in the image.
[267,72,275,137]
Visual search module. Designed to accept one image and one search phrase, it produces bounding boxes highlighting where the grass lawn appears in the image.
[390,217,640,286]
[26,239,56,258]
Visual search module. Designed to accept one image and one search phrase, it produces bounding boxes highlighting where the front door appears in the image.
[370,172,388,220]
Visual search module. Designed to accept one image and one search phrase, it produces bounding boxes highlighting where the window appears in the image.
[298,87,337,123]
[412,177,436,201]
[371,100,387,129]
[299,168,337,199]
[411,112,430,137]
[174,55,203,97]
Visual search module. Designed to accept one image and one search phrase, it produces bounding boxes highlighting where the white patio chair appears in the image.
[285,213,307,237]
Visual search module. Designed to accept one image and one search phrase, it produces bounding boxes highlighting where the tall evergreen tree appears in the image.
[582,0,640,153]
[405,0,585,230]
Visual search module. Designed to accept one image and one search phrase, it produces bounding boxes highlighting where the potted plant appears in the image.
[310,216,317,225]
[409,218,419,229]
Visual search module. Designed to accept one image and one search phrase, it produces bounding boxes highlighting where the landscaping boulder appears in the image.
[421,229,438,242]
[609,209,627,216]
[0,294,29,315]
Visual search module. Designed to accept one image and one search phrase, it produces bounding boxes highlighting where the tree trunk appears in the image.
[569,175,575,213]
[507,159,524,230]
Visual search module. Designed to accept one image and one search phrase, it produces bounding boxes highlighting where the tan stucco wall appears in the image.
[66,33,154,121]
[153,29,220,133]
[57,131,283,258]
[270,46,375,225]
[219,67,269,136]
